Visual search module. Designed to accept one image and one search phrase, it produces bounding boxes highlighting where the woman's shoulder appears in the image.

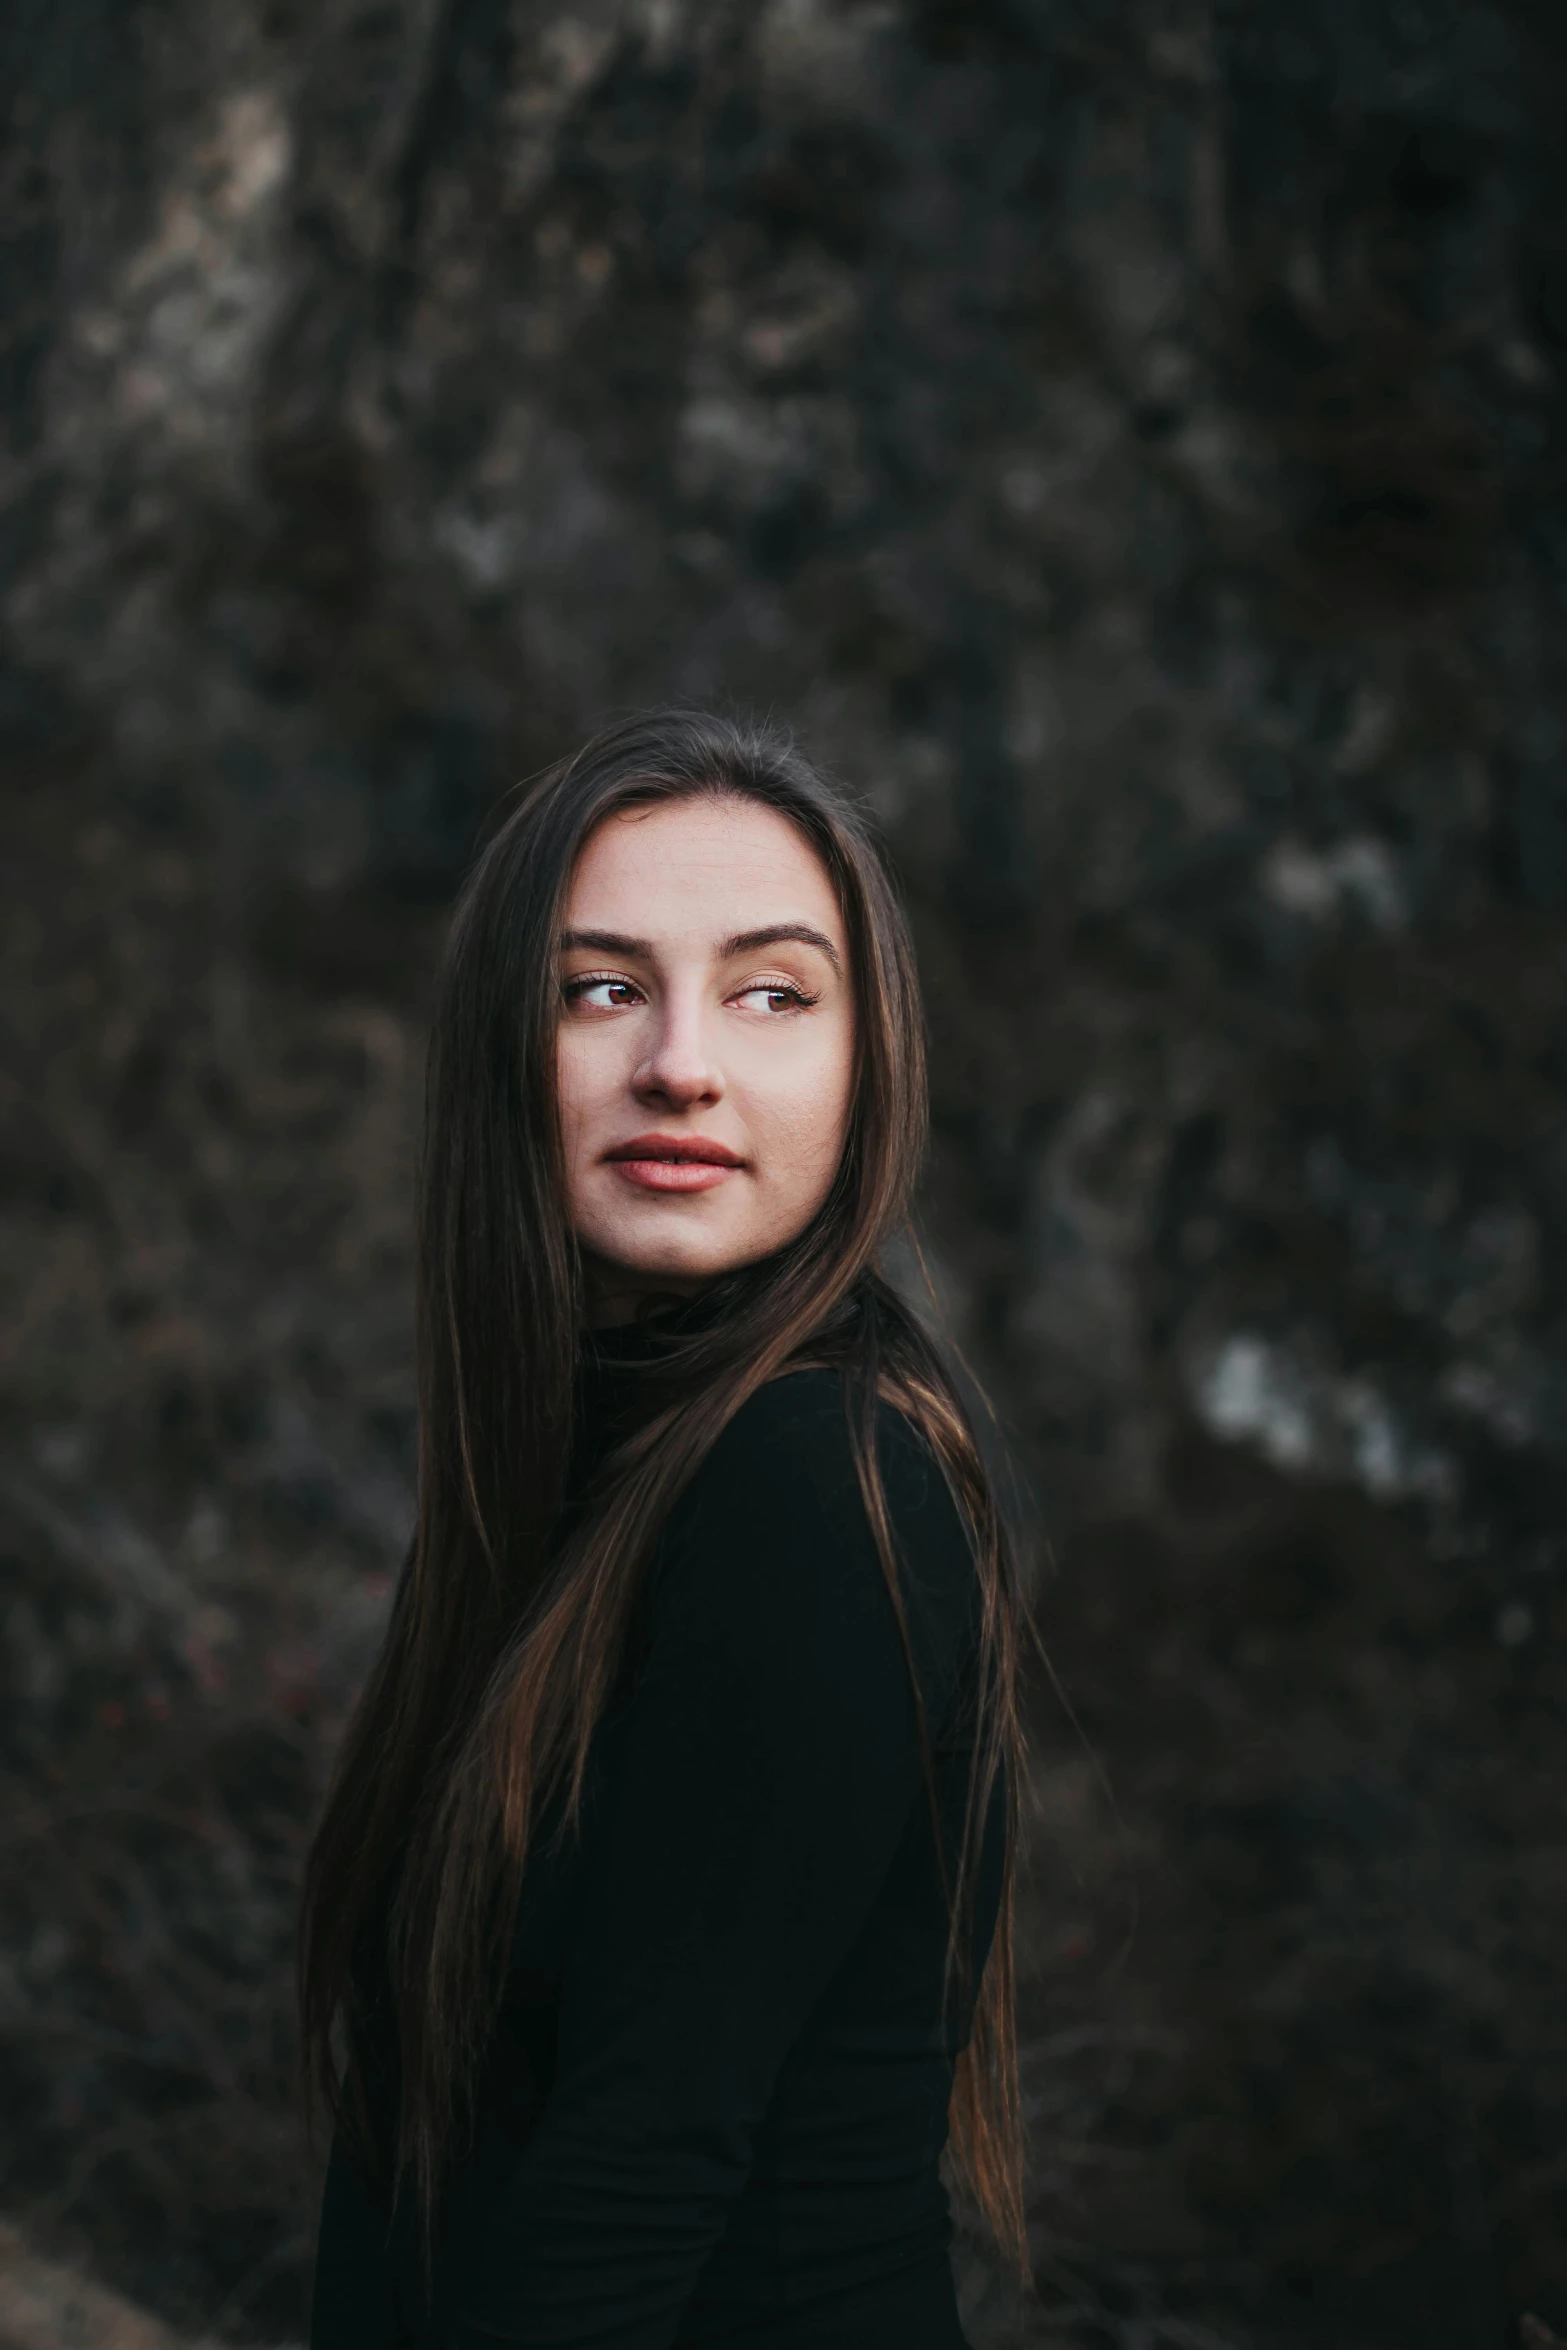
[692,1362,925,1477]
[637,1368,983,1720]
[678,1367,979,1606]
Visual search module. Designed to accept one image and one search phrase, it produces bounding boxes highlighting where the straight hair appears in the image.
[297,710,1031,2277]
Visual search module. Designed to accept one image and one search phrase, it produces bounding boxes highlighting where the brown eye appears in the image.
[731,983,815,1015]
[565,976,644,1011]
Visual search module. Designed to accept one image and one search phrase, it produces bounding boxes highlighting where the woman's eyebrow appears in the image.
[559,922,843,974]
[559,928,653,958]
[720,923,843,974]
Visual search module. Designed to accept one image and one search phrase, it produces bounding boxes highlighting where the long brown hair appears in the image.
[297,711,1030,2274]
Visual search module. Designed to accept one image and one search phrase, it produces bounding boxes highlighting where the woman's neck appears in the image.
[580,1256,712,1331]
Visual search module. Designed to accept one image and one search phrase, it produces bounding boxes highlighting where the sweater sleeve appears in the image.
[448,1372,978,2350]
[311,2130,406,2350]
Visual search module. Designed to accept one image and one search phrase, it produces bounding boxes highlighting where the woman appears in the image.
[299,712,1029,2349]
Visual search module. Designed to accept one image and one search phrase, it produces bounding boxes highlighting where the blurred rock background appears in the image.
[3,1,1566,2344]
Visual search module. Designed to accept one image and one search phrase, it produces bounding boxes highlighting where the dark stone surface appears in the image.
[2,3,1566,2343]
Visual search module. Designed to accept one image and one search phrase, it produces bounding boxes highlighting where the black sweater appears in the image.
[310,1346,1004,2350]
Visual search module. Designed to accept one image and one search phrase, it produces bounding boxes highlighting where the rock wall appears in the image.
[3,2,1566,2343]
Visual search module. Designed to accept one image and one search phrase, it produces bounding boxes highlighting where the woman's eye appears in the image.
[564,975,643,1011]
[731,983,815,1015]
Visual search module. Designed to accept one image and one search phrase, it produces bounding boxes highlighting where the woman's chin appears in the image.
[576,1196,726,1273]
[580,1223,777,1296]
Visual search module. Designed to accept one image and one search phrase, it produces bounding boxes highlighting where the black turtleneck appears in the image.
[310,1334,1004,2350]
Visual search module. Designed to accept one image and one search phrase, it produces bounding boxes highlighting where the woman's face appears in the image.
[556,794,856,1319]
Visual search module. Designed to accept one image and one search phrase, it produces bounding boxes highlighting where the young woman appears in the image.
[299,712,1029,2350]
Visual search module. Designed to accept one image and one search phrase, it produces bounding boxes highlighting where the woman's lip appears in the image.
[609,1158,737,1193]
[601,1136,746,1193]
[604,1134,745,1167]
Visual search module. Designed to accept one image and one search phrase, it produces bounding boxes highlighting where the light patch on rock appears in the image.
[1336,1377,1426,1500]
[677,386,864,522]
[1167,408,1275,523]
[1260,834,1407,931]
[1015,1092,1162,1505]
[1196,1333,1316,1470]
[679,391,807,498]
[1195,1333,1455,1504]
[1003,654,1063,767]
[436,508,525,593]
[738,262,858,375]
[1331,684,1398,776]
[107,88,292,446]
[435,405,621,596]
[502,5,624,204]
[1444,1204,1540,1336]
[999,380,1125,519]
[1440,1348,1541,1450]
[758,0,897,102]
[1495,1599,1534,1647]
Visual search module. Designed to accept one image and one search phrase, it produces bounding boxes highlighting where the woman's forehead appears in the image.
[565,797,844,945]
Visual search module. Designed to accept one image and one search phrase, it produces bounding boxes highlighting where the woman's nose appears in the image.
[631,993,723,1108]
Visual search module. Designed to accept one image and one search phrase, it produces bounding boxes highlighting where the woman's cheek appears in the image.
[761,1062,851,1197]
[556,1033,607,1183]
[806,1022,855,1163]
